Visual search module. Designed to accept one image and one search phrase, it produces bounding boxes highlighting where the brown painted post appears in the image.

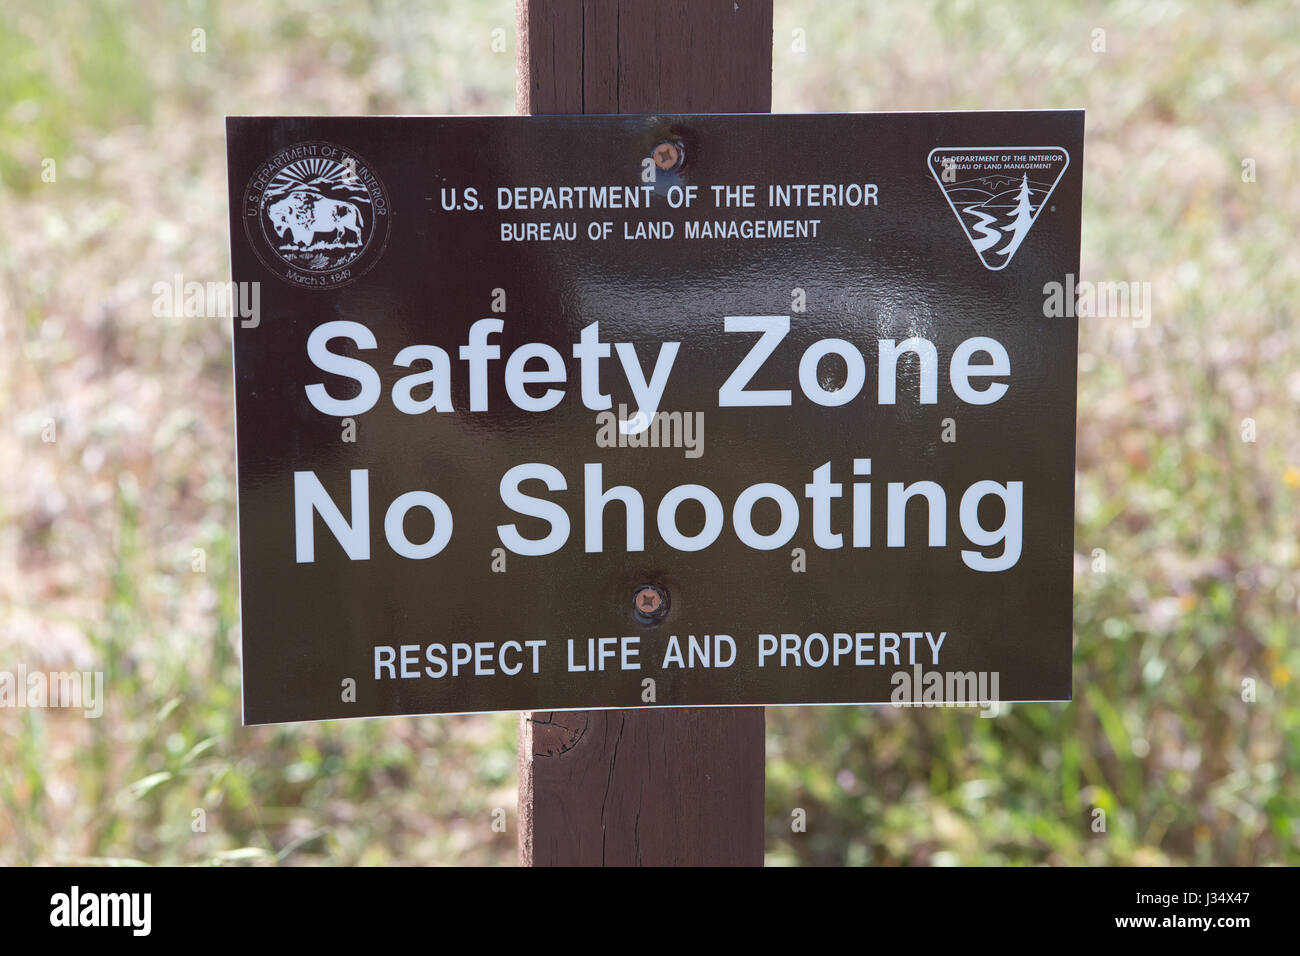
[515,0,772,867]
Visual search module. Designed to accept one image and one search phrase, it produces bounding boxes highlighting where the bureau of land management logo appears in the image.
[928,147,1068,271]
[243,141,390,289]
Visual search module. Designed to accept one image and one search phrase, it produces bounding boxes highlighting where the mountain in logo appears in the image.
[928,147,1069,270]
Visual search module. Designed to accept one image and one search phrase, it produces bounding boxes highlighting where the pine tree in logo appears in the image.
[997,174,1036,261]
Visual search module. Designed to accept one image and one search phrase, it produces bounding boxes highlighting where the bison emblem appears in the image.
[266,191,365,248]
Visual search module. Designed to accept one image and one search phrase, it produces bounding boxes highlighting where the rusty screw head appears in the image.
[632,584,670,625]
[652,141,683,171]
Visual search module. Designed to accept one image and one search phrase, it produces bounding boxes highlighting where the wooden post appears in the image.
[515,0,772,867]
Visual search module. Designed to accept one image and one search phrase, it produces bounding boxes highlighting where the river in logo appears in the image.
[928,147,1068,271]
[242,141,390,289]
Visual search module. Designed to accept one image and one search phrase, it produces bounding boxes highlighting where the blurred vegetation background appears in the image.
[0,0,1296,866]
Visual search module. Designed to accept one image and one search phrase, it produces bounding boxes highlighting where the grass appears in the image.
[0,0,1296,865]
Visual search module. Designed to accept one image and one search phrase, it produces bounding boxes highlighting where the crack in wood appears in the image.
[599,713,627,866]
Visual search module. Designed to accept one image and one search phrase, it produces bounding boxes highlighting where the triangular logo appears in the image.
[928,147,1069,271]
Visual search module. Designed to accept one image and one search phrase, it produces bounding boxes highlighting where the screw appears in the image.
[632,584,670,624]
[652,141,683,171]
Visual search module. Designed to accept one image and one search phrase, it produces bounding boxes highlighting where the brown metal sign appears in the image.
[226,111,1083,724]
